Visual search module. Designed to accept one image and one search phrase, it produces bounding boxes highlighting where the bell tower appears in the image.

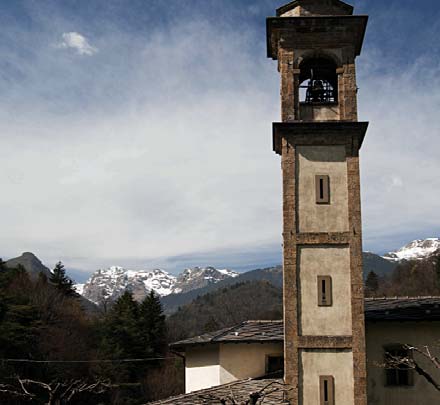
[267,1,368,404]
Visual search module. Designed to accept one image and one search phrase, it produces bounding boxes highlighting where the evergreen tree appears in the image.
[365,271,379,296]
[50,261,78,297]
[97,291,144,387]
[0,261,8,323]
[0,265,40,361]
[139,291,167,358]
[102,292,143,358]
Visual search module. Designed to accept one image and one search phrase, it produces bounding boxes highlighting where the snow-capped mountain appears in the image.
[75,265,238,305]
[383,238,440,262]
[78,266,176,305]
[74,283,85,295]
[172,266,239,294]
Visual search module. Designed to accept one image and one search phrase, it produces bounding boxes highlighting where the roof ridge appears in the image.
[212,322,247,342]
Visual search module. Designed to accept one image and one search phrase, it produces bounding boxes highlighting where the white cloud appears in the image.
[58,32,98,55]
[390,176,403,188]
[1,4,439,275]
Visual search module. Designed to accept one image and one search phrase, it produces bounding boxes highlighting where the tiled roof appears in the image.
[171,297,440,349]
[170,321,283,350]
[365,296,440,321]
[147,377,286,405]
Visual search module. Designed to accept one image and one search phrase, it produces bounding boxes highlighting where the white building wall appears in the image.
[185,345,220,393]
[219,343,284,384]
[184,342,284,392]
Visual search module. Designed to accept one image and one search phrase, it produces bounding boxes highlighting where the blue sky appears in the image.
[1,0,439,282]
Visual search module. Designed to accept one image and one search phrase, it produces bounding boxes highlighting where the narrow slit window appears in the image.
[316,175,330,204]
[318,276,332,306]
[320,376,334,405]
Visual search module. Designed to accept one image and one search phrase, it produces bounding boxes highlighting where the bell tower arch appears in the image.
[267,1,369,404]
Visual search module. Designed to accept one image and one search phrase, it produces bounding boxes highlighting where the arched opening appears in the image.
[299,57,338,104]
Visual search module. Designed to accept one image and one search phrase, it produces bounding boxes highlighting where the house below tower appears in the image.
[150,297,440,405]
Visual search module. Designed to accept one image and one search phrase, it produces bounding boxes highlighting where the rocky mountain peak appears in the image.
[5,252,51,278]
[383,238,440,262]
[172,266,238,294]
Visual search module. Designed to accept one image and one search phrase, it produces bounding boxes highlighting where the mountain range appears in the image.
[3,238,438,313]
[78,251,397,311]
[76,266,238,305]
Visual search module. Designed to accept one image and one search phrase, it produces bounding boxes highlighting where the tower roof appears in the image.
[277,0,354,17]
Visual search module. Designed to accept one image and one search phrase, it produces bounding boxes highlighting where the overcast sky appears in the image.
[1,0,439,282]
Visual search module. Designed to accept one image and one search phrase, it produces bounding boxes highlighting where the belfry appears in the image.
[267,0,369,403]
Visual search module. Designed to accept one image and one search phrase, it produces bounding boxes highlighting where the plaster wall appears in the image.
[300,350,354,405]
[219,343,283,384]
[296,145,349,233]
[185,345,220,393]
[366,321,440,405]
[299,104,340,121]
[298,246,352,335]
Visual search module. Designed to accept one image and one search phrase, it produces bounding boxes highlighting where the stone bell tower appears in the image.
[267,1,368,404]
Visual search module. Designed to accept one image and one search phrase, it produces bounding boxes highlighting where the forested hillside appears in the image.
[366,250,440,297]
[161,265,282,314]
[362,252,396,277]
[167,281,283,342]
[0,259,183,404]
[1,248,437,403]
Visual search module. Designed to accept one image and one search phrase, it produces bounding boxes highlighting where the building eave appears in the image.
[272,121,369,155]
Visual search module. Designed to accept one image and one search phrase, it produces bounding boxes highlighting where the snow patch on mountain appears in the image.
[171,266,239,294]
[218,269,239,277]
[383,238,440,262]
[74,283,85,295]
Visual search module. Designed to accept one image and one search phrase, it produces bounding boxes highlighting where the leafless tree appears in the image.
[0,378,113,404]
[384,344,440,392]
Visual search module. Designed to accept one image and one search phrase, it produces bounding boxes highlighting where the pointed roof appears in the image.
[277,0,354,17]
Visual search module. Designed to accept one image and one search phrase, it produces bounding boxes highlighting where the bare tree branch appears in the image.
[382,344,440,392]
[0,378,114,405]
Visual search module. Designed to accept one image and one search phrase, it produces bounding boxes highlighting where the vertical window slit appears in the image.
[315,175,330,204]
[318,276,332,306]
[320,376,334,405]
